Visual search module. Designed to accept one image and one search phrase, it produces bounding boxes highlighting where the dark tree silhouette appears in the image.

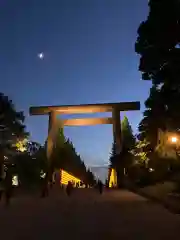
[51,127,96,185]
[0,93,28,176]
[26,141,42,155]
[135,0,180,148]
[86,169,96,186]
[138,85,166,149]
[0,93,28,146]
[109,140,116,168]
[109,116,136,185]
[121,116,136,150]
[135,0,180,84]
[14,144,47,189]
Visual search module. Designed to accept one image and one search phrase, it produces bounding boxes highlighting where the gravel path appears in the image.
[0,189,180,240]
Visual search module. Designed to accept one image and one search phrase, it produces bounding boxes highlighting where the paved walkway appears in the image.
[0,189,180,239]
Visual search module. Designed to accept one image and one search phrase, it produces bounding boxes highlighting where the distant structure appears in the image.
[108,168,117,188]
[60,169,82,186]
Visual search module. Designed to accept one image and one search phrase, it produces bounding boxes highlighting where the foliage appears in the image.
[51,127,96,185]
[109,141,116,168]
[109,116,136,186]
[16,138,28,153]
[138,86,165,148]
[137,84,180,149]
[14,144,47,188]
[0,93,28,149]
[86,169,96,186]
[131,139,151,166]
[0,93,29,179]
[121,116,136,150]
[135,0,180,152]
[135,0,180,85]
[109,116,135,161]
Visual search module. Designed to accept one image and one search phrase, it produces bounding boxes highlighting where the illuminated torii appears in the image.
[29,101,140,162]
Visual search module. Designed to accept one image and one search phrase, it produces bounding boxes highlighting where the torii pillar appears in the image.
[112,107,122,154]
[46,111,56,160]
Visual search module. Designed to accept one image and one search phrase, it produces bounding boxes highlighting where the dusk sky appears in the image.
[0,0,152,167]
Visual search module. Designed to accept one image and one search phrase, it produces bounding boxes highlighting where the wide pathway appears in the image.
[0,189,180,239]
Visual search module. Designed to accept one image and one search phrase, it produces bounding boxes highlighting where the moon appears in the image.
[38,52,44,59]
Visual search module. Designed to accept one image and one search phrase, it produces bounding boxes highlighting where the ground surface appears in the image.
[0,189,180,240]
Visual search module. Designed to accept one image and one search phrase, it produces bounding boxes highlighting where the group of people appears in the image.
[65,180,104,196]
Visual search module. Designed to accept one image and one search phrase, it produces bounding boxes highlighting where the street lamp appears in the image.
[171,136,178,143]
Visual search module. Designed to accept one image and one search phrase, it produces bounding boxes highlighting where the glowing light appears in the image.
[149,168,154,172]
[12,175,19,186]
[16,138,28,152]
[61,170,81,186]
[171,136,178,143]
[109,168,117,188]
[40,171,46,179]
[38,52,44,59]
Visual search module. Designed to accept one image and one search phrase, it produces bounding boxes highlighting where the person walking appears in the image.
[97,180,103,195]
[66,181,73,196]
[4,169,13,206]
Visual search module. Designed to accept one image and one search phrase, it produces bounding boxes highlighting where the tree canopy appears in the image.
[14,145,47,188]
[0,93,29,177]
[121,116,136,150]
[0,93,28,149]
[135,0,180,85]
[109,116,135,175]
[135,0,180,149]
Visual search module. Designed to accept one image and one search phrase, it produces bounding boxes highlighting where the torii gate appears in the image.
[29,101,140,161]
[29,101,140,189]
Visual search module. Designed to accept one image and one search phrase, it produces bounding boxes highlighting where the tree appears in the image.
[135,0,180,148]
[135,0,180,85]
[121,116,136,150]
[109,141,116,168]
[0,93,28,147]
[110,116,136,165]
[0,93,28,177]
[109,116,136,186]
[132,140,151,167]
[50,127,96,185]
[138,85,166,149]
[86,169,96,186]
[14,144,47,189]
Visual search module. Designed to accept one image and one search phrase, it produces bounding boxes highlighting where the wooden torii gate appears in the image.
[29,101,140,189]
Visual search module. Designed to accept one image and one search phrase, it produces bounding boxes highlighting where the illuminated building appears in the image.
[108,168,117,188]
[60,169,82,186]
[156,129,180,159]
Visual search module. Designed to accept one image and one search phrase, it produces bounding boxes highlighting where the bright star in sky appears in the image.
[38,52,44,59]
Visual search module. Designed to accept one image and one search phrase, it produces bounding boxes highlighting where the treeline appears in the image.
[109,0,180,187]
[0,92,96,188]
[51,128,96,185]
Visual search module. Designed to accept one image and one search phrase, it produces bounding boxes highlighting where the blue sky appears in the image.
[0,0,152,166]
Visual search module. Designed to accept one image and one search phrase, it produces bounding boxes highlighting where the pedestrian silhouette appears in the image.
[97,180,103,195]
[4,169,12,206]
[66,181,73,196]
